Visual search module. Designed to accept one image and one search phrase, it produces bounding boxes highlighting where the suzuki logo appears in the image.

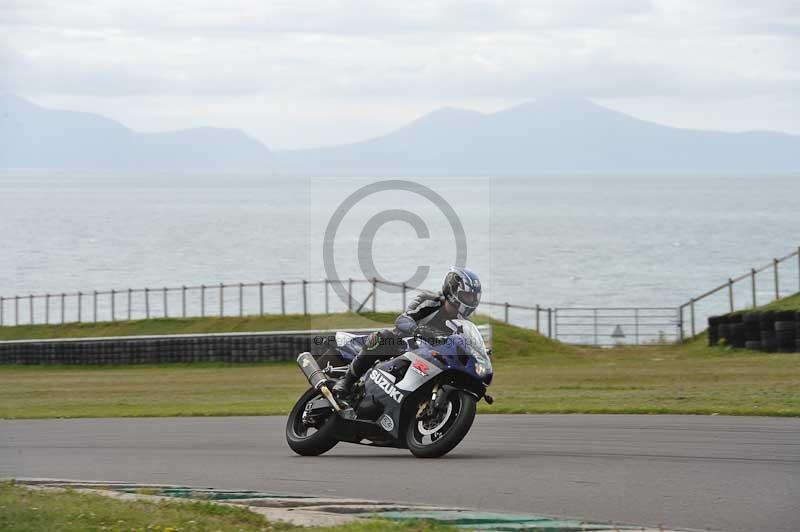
[379,414,395,431]
[369,370,403,403]
[411,360,429,376]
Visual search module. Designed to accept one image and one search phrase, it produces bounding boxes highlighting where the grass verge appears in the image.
[0,313,393,341]
[0,310,798,418]
[0,481,452,532]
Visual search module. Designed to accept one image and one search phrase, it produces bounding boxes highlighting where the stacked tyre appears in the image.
[760,311,777,353]
[717,316,733,346]
[707,316,723,346]
[774,311,797,353]
[728,314,746,348]
[797,311,800,350]
[708,309,798,353]
[743,312,762,350]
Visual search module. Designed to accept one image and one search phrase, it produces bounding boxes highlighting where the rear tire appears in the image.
[285,387,339,456]
[405,390,476,458]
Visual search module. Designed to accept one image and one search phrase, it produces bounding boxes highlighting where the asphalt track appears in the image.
[1,415,798,532]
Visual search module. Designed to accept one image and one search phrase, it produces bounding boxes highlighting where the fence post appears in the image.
[182,286,187,318]
[348,278,353,312]
[678,306,684,342]
[219,283,224,316]
[324,280,329,314]
[145,288,150,319]
[259,282,264,316]
[93,290,98,322]
[127,288,132,320]
[372,278,377,313]
[634,308,639,345]
[554,308,558,339]
[238,283,243,317]
[111,289,116,321]
[751,268,757,308]
[402,282,407,311]
[77,292,82,322]
[47,295,52,324]
[29,294,34,324]
[201,285,206,317]
[593,308,598,346]
[504,302,509,323]
[690,298,696,337]
[163,287,168,318]
[0,296,3,326]
[60,293,65,324]
[727,278,734,312]
[302,280,308,315]
[797,246,800,293]
[773,258,779,300]
[14,295,19,325]
[547,308,552,338]
[280,280,286,315]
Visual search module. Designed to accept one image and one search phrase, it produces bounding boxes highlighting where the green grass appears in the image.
[0,313,395,341]
[752,292,800,312]
[0,481,452,532]
[0,309,799,418]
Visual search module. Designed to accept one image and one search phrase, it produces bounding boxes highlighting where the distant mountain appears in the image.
[2,93,799,173]
[276,96,800,174]
[0,94,272,171]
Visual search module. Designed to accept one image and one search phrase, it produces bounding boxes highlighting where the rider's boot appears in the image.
[332,365,359,398]
[332,346,375,399]
[333,329,397,400]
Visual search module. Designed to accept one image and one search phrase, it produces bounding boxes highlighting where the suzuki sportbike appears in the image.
[286,319,493,458]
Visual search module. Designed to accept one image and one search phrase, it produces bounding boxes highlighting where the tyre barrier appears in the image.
[760,311,778,353]
[707,315,723,346]
[743,312,761,350]
[707,310,797,353]
[729,314,745,348]
[775,311,797,353]
[0,329,369,365]
[717,322,732,346]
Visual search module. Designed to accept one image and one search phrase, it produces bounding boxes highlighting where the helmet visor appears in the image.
[457,290,480,308]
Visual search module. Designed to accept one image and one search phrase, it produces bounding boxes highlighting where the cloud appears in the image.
[1,0,798,146]
[0,1,656,34]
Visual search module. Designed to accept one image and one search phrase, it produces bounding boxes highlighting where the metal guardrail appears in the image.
[3,245,797,346]
[679,246,800,339]
[0,278,548,337]
[553,307,680,346]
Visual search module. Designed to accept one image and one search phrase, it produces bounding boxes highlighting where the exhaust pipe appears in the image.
[297,352,341,412]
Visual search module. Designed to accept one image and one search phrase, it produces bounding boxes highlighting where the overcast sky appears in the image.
[1,0,798,149]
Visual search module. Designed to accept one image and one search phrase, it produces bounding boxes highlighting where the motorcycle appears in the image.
[286,319,494,458]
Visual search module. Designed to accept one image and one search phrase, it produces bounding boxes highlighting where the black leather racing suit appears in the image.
[345,292,460,380]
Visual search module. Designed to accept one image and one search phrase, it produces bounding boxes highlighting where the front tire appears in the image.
[285,387,339,456]
[405,389,476,458]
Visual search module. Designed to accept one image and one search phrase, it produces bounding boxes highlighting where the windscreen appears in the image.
[451,319,491,372]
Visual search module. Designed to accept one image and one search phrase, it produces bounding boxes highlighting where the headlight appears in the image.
[475,363,486,377]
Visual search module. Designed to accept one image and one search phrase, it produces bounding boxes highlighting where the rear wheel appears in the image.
[285,387,339,456]
[405,389,476,458]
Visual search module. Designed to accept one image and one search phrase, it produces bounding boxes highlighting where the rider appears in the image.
[332,267,482,398]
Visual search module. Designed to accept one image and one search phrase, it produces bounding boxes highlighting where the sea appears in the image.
[1,171,798,329]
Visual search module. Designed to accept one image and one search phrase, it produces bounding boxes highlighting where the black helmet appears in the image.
[442,267,481,317]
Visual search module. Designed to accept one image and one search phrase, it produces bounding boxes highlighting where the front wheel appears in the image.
[405,389,476,458]
[285,387,339,456]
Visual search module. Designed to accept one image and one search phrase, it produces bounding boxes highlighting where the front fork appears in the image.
[421,380,494,417]
[416,382,440,419]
